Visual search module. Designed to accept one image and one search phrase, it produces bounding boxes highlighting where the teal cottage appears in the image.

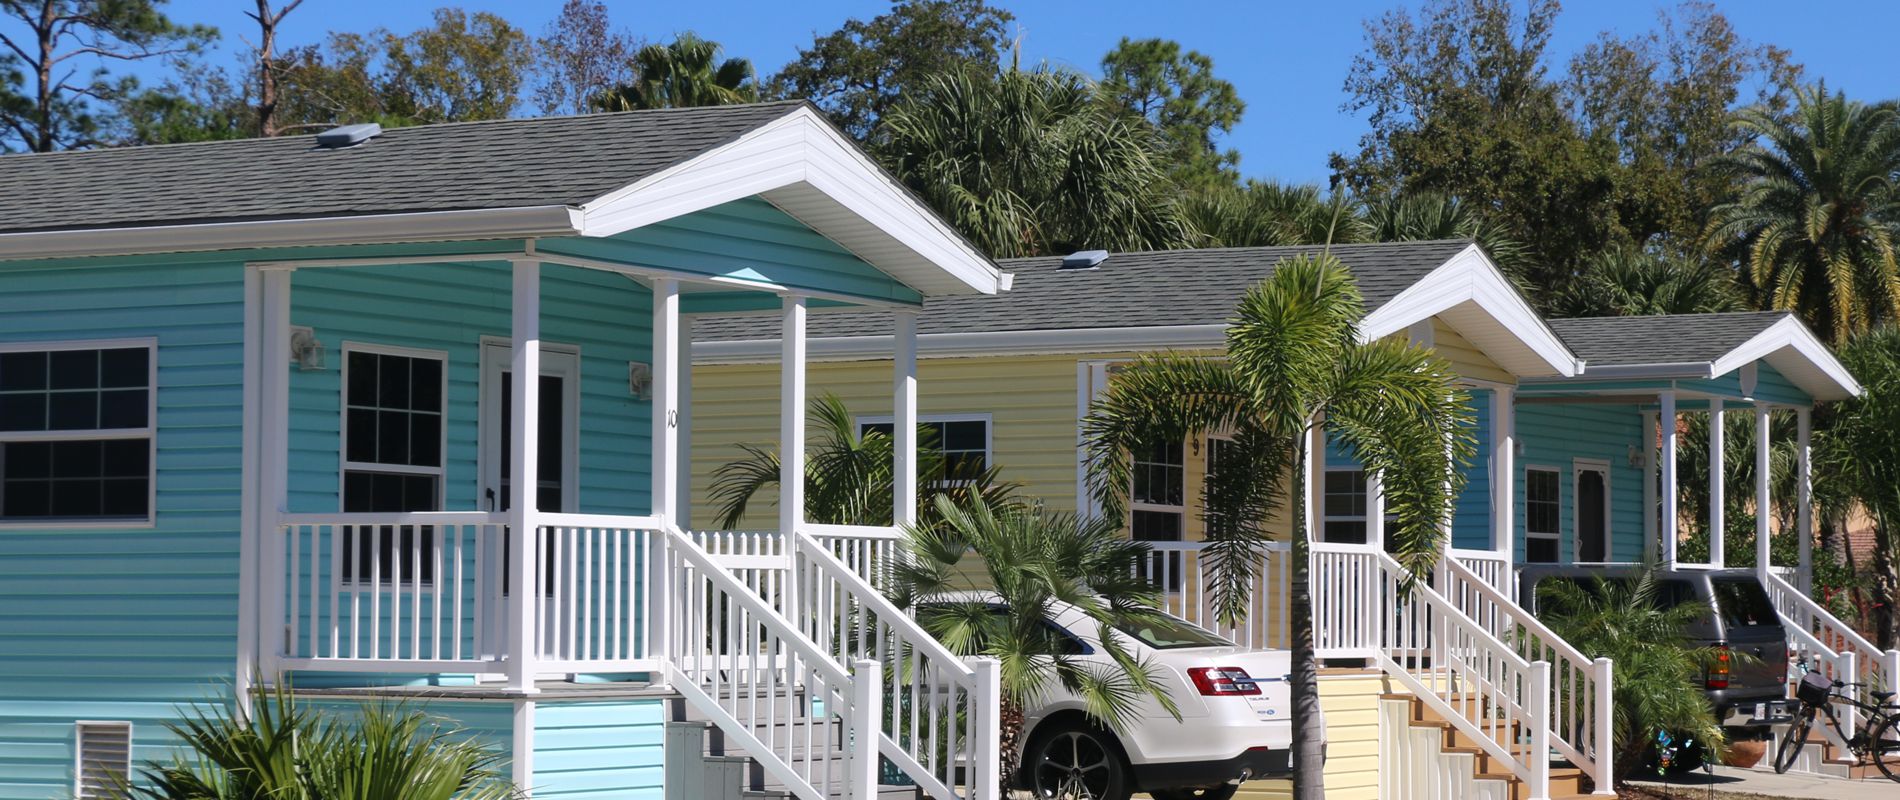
[0,102,1010,800]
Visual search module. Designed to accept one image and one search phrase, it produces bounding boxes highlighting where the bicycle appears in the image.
[1772,662,1900,780]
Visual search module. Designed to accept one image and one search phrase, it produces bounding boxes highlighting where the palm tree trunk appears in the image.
[1290,434,1326,799]
[999,697,1026,796]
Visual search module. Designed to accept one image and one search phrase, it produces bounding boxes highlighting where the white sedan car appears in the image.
[937,597,1310,800]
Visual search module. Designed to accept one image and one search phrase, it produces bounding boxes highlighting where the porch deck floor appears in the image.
[287,679,670,701]
[1630,763,1900,799]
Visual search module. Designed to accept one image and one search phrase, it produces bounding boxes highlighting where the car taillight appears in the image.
[1189,666,1261,696]
[1707,645,1732,690]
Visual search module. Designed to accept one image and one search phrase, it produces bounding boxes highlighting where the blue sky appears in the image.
[111,1,1900,183]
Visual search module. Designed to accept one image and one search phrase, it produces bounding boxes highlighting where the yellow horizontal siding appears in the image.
[1432,319,1515,385]
[1222,672,1389,800]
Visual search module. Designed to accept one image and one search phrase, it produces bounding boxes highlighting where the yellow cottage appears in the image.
[685,241,1587,799]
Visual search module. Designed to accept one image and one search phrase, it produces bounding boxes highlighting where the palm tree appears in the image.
[1180,180,1361,248]
[125,684,519,799]
[594,32,757,111]
[1361,191,1535,287]
[874,66,1192,258]
[709,393,1011,529]
[1536,567,1728,782]
[887,492,1180,797]
[1081,253,1475,799]
[1705,85,1900,345]
[1822,326,1900,647]
[1552,245,1745,318]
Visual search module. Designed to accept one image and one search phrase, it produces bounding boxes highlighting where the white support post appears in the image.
[849,660,883,800]
[1709,398,1725,568]
[893,310,919,527]
[1306,421,1326,544]
[1592,657,1615,794]
[675,312,694,528]
[1659,392,1678,568]
[971,657,1003,800]
[1643,411,1659,563]
[258,268,293,678]
[1797,406,1813,595]
[651,279,679,525]
[1530,660,1553,800]
[780,296,807,539]
[507,259,542,692]
[1367,469,1386,552]
[1756,403,1772,575]
[236,268,262,717]
[1494,386,1516,568]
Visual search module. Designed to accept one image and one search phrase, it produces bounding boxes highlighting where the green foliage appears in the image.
[531,0,634,115]
[708,393,1014,530]
[111,60,253,145]
[1536,568,1729,781]
[888,492,1180,733]
[124,684,519,799]
[0,0,216,152]
[1179,181,1359,248]
[595,32,757,111]
[275,8,530,128]
[768,0,1013,140]
[1705,85,1900,345]
[1822,327,1900,645]
[1359,190,1534,282]
[1099,37,1245,189]
[1334,0,1797,299]
[875,65,1191,258]
[1552,245,1744,317]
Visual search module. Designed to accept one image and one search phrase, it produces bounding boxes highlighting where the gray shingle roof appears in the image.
[695,240,1475,341]
[0,101,808,234]
[1547,311,1793,367]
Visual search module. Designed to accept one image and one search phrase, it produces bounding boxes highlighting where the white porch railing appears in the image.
[1442,555,1612,792]
[1763,570,1900,743]
[1137,541,1293,650]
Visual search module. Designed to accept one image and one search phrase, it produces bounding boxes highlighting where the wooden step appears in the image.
[1381,693,1595,799]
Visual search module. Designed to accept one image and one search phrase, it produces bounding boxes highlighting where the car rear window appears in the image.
[1711,577,1779,629]
[1113,615,1234,650]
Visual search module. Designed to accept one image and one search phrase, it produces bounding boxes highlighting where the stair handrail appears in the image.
[792,529,1003,800]
[1372,551,1552,800]
[1762,569,1877,749]
[659,526,879,800]
[1441,555,1613,793]
[1762,569,1886,676]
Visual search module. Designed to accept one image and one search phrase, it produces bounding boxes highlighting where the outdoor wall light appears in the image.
[629,361,653,400]
[289,327,325,371]
[1627,444,1644,468]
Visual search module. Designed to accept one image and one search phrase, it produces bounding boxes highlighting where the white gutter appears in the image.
[0,205,584,262]
[694,323,1230,363]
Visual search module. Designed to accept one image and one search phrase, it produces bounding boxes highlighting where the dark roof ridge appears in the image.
[993,238,1476,264]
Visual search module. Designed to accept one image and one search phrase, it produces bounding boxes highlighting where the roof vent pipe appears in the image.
[315,123,382,149]
[1060,250,1108,270]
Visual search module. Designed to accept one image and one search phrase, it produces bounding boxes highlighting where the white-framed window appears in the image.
[340,343,446,584]
[1130,438,1185,542]
[858,414,991,482]
[1525,466,1562,563]
[0,339,156,527]
[1319,467,1399,545]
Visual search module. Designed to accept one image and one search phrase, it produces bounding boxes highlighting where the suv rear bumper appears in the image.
[1135,747,1293,791]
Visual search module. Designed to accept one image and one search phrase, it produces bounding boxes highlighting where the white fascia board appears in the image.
[1359,244,1582,377]
[1553,362,1716,380]
[1709,315,1862,400]
[0,206,582,262]
[577,106,1004,298]
[693,323,1228,364]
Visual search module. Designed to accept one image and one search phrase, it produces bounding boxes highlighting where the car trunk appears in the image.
[1710,576,1789,693]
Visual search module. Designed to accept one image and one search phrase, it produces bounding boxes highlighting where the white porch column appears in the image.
[1367,470,1386,552]
[1659,392,1679,568]
[506,259,542,692]
[1643,411,1659,563]
[1797,407,1813,594]
[1306,421,1326,543]
[257,268,293,677]
[780,296,807,538]
[1755,403,1773,575]
[1493,386,1516,565]
[675,313,694,528]
[893,310,919,526]
[1709,398,1725,567]
[651,279,680,526]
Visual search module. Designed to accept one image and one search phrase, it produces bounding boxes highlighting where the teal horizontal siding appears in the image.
[1453,390,1493,550]
[531,699,665,799]
[1514,402,1646,563]
[538,198,925,305]
[0,258,245,799]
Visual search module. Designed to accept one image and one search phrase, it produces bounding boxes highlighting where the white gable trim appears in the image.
[577,106,1004,298]
[1710,315,1861,400]
[1360,244,1581,377]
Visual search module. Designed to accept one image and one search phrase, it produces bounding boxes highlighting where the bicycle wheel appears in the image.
[1775,704,1815,774]
[1872,712,1900,782]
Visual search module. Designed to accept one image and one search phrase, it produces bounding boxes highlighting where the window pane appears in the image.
[376,409,410,465]
[346,408,378,464]
[0,352,46,391]
[49,350,98,390]
[101,478,147,517]
[47,392,98,431]
[99,389,146,429]
[99,348,147,388]
[347,351,378,407]
[0,393,46,431]
[941,420,986,451]
[51,441,103,478]
[410,412,441,468]
[410,358,442,412]
[377,354,411,409]
[50,479,98,516]
[1131,509,1182,541]
[1527,538,1560,564]
[103,439,148,477]
[4,442,51,478]
[1325,520,1369,545]
[2,481,49,517]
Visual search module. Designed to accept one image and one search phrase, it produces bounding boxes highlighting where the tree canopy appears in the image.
[1099,36,1245,188]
